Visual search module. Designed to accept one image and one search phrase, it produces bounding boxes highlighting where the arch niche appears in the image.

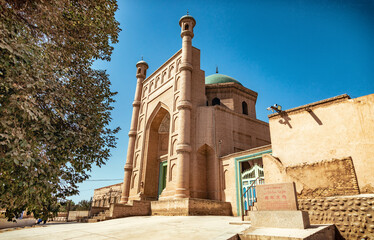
[194,144,218,200]
[143,104,171,200]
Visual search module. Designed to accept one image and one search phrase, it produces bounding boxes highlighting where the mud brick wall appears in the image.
[286,157,360,198]
[298,195,374,240]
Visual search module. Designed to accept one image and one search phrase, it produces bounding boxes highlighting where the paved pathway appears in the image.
[0,216,250,240]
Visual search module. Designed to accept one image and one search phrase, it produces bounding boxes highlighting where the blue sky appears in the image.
[69,0,374,202]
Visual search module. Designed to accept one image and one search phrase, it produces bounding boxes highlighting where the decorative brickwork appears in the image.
[298,195,374,240]
[92,183,122,207]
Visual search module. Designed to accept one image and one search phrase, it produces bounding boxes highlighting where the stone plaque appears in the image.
[256,182,298,211]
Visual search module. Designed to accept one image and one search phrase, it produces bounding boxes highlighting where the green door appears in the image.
[158,161,167,198]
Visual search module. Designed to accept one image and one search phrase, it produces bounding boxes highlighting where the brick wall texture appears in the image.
[298,195,374,239]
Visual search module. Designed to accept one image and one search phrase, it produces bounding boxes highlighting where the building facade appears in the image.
[119,14,270,205]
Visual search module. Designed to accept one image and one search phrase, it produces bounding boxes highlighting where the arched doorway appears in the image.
[143,107,170,200]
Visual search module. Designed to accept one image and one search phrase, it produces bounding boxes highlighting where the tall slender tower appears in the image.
[174,14,196,199]
[120,60,148,203]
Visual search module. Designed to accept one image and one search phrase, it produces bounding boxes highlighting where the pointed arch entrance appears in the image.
[143,105,171,200]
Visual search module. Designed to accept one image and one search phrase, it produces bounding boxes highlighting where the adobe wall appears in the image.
[67,211,90,221]
[267,93,374,194]
[263,155,360,198]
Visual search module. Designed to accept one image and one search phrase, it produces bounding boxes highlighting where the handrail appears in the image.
[241,176,260,221]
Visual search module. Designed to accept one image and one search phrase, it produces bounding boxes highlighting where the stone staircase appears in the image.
[86,200,151,223]
[87,209,112,223]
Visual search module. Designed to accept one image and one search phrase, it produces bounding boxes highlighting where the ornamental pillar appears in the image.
[120,60,148,203]
[174,14,196,199]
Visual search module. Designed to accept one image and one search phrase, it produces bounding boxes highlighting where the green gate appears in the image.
[158,161,167,198]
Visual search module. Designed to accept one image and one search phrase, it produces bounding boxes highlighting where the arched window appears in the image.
[212,98,220,106]
[185,24,189,30]
[242,101,248,115]
[138,68,141,74]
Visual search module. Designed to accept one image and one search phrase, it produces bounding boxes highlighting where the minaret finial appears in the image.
[187,10,189,15]
[216,66,218,74]
[141,56,143,61]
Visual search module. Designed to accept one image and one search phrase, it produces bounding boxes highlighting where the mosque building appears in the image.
[92,13,270,215]
[90,14,374,238]
[118,13,270,212]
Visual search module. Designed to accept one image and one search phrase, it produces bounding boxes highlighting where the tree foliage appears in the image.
[71,199,92,211]
[59,198,92,212]
[0,0,120,220]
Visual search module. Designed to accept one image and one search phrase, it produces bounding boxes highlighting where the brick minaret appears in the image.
[120,60,148,203]
[174,14,196,199]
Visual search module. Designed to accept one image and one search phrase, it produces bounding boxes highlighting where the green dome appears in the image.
[205,74,242,86]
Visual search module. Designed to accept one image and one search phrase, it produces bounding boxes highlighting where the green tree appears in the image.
[0,0,120,220]
[58,200,75,213]
[73,199,92,211]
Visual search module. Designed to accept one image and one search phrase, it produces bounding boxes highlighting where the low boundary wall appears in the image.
[298,194,374,239]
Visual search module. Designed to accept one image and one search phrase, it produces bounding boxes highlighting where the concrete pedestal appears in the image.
[250,211,310,229]
[239,224,335,240]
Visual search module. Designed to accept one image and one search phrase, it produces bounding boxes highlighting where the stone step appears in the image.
[86,208,108,223]
[86,201,152,222]
[104,210,111,217]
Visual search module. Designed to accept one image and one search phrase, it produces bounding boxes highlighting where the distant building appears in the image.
[92,183,122,208]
